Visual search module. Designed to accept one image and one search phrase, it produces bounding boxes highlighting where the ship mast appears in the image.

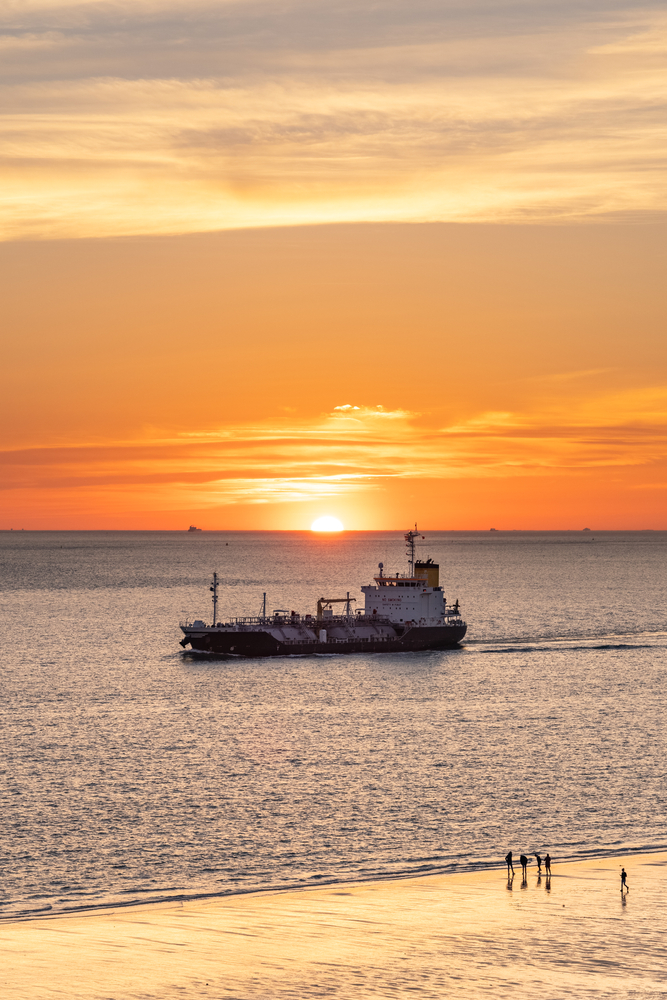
[210,571,218,626]
[404,525,422,576]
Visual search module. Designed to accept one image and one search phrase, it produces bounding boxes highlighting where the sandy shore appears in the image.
[2,853,666,999]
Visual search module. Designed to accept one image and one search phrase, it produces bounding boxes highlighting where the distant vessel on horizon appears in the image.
[187,525,202,532]
[179,528,467,657]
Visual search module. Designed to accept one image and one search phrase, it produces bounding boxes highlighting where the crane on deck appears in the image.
[317,593,356,618]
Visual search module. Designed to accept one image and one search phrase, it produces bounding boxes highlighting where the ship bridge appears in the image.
[361,528,461,625]
[362,577,445,624]
[362,540,456,624]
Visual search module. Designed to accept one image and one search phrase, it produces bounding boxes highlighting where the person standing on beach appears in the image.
[534,853,542,874]
[505,851,514,876]
[520,854,528,877]
[621,868,629,892]
[545,853,551,875]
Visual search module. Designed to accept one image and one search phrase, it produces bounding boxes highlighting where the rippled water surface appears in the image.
[1,530,666,920]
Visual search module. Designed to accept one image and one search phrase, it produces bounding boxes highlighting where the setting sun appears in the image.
[311,516,344,532]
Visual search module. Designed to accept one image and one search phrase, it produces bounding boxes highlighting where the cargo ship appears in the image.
[179,528,466,657]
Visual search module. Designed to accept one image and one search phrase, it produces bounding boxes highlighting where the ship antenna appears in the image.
[262,592,266,618]
[210,571,218,626]
[404,524,421,576]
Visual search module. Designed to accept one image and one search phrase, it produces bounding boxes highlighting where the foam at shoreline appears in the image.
[3,852,666,999]
[3,843,665,924]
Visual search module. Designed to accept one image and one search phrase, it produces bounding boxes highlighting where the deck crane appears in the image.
[317,593,356,618]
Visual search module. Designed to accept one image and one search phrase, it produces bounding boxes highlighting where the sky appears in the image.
[2,0,666,529]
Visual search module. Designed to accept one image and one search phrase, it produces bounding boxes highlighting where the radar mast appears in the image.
[210,572,218,626]
[404,525,424,576]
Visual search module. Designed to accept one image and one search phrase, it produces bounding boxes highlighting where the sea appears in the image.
[1,530,666,922]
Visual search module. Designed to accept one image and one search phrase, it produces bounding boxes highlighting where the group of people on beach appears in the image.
[505,852,631,894]
[504,851,551,879]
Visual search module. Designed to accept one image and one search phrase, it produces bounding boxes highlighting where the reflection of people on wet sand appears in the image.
[534,853,542,875]
[621,868,629,893]
[505,852,514,876]
[545,853,552,875]
[520,855,528,877]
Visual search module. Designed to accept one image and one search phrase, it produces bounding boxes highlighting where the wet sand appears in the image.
[2,853,666,999]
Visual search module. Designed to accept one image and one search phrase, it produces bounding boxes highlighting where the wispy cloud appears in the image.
[0,1,665,238]
[2,390,667,522]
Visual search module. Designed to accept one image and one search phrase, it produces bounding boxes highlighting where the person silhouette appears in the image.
[520,854,528,877]
[621,868,629,893]
[505,851,514,876]
[534,853,542,874]
[545,853,552,875]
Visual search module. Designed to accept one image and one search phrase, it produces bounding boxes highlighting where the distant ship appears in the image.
[187,525,202,532]
[179,528,467,657]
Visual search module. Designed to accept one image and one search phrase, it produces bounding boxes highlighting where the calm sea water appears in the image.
[1,530,666,921]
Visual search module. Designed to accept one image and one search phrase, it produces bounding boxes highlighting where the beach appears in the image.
[3,852,665,999]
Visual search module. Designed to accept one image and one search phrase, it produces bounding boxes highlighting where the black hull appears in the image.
[183,623,467,658]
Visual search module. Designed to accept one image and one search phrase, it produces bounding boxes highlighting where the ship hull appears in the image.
[181,623,466,658]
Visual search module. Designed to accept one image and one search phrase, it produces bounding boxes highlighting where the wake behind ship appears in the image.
[179,528,467,657]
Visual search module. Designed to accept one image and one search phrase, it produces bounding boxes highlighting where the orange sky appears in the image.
[1,1,666,529]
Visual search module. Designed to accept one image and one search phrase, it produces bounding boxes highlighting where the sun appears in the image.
[311,516,344,532]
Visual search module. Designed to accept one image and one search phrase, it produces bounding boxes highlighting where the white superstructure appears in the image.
[361,529,458,625]
[362,574,445,624]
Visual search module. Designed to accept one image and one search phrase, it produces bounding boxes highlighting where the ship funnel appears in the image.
[415,559,439,587]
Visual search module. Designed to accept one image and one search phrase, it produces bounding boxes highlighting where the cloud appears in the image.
[0,0,666,238]
[438,386,667,473]
[2,390,667,521]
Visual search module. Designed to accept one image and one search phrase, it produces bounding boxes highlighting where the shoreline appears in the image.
[3,852,667,999]
[3,843,666,925]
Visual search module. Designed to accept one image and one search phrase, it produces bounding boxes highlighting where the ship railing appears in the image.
[181,613,395,628]
[181,612,463,629]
